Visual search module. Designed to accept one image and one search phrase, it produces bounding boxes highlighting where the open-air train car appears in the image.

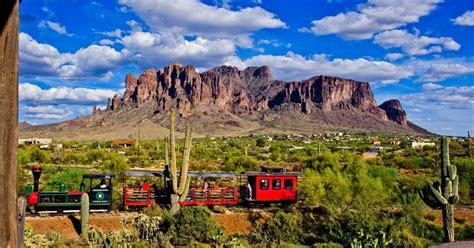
[122,170,239,208]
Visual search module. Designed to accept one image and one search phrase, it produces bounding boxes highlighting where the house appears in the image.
[18,138,52,145]
[411,141,435,148]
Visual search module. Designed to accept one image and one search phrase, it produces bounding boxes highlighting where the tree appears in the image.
[256,137,267,147]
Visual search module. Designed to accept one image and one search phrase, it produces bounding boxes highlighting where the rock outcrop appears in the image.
[379,99,408,126]
[102,63,414,128]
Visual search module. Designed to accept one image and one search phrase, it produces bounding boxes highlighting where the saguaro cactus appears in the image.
[166,109,193,213]
[80,193,90,237]
[420,137,459,242]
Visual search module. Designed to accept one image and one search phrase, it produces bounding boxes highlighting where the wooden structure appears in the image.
[0,0,19,247]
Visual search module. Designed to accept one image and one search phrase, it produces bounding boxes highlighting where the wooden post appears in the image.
[17,198,26,248]
[0,0,19,247]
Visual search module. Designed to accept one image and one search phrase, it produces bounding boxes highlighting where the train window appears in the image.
[260,179,269,190]
[284,179,293,190]
[272,179,281,190]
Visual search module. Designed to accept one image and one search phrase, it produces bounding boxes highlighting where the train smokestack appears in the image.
[32,165,42,192]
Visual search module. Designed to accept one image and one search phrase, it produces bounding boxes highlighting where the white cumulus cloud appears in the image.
[121,31,237,70]
[19,83,118,105]
[38,20,69,35]
[228,52,413,83]
[419,63,474,82]
[25,105,73,119]
[422,82,443,90]
[119,0,286,38]
[384,53,404,61]
[453,10,474,26]
[302,0,443,40]
[20,32,129,80]
[374,29,460,56]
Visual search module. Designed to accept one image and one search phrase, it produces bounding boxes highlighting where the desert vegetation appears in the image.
[19,133,474,246]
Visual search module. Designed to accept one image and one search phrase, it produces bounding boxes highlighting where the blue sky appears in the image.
[18,0,473,136]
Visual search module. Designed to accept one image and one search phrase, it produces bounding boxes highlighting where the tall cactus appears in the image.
[80,193,90,237]
[167,109,193,212]
[420,137,459,242]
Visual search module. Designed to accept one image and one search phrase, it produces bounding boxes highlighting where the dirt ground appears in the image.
[212,212,253,235]
[424,206,474,226]
[26,211,254,238]
[26,213,123,238]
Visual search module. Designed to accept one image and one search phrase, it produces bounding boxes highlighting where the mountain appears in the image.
[21,63,431,140]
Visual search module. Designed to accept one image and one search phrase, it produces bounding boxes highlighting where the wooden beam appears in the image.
[0,0,19,247]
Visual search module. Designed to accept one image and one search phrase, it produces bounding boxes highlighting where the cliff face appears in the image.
[379,99,408,126]
[103,63,414,127]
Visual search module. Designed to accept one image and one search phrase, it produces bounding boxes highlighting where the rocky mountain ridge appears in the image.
[21,63,429,139]
[103,63,408,126]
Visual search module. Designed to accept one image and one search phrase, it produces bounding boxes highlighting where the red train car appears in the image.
[123,171,168,209]
[244,166,300,203]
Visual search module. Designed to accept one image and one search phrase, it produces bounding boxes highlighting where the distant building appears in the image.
[411,141,435,148]
[368,146,384,152]
[19,138,52,145]
[112,139,135,148]
[39,144,49,149]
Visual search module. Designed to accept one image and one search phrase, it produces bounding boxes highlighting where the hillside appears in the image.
[20,63,431,140]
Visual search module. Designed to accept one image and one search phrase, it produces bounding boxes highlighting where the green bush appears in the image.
[167,206,223,246]
[251,211,305,245]
[43,168,86,191]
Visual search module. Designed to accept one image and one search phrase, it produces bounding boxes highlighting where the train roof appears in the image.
[242,171,302,176]
[126,171,164,177]
[126,170,237,178]
[83,174,115,179]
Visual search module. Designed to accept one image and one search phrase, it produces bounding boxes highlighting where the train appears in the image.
[26,165,301,213]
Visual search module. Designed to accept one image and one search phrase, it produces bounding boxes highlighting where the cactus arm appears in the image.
[165,138,169,166]
[170,109,178,194]
[178,123,192,194]
[420,188,443,210]
[81,193,90,237]
[448,176,460,204]
[179,176,191,202]
[429,182,449,205]
[441,137,449,177]
[447,165,457,181]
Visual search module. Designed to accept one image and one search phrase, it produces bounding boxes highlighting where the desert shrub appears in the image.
[63,152,87,164]
[30,147,51,163]
[456,225,474,240]
[101,153,129,181]
[18,148,32,165]
[167,206,223,246]
[251,211,305,245]
[129,214,163,244]
[87,226,137,247]
[223,155,259,172]
[212,205,228,214]
[43,168,86,191]
[423,213,436,222]
[256,137,267,147]
[301,153,390,213]
[86,149,107,163]
[452,157,474,203]
[312,242,343,248]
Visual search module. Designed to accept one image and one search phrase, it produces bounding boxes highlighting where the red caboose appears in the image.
[244,166,300,203]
